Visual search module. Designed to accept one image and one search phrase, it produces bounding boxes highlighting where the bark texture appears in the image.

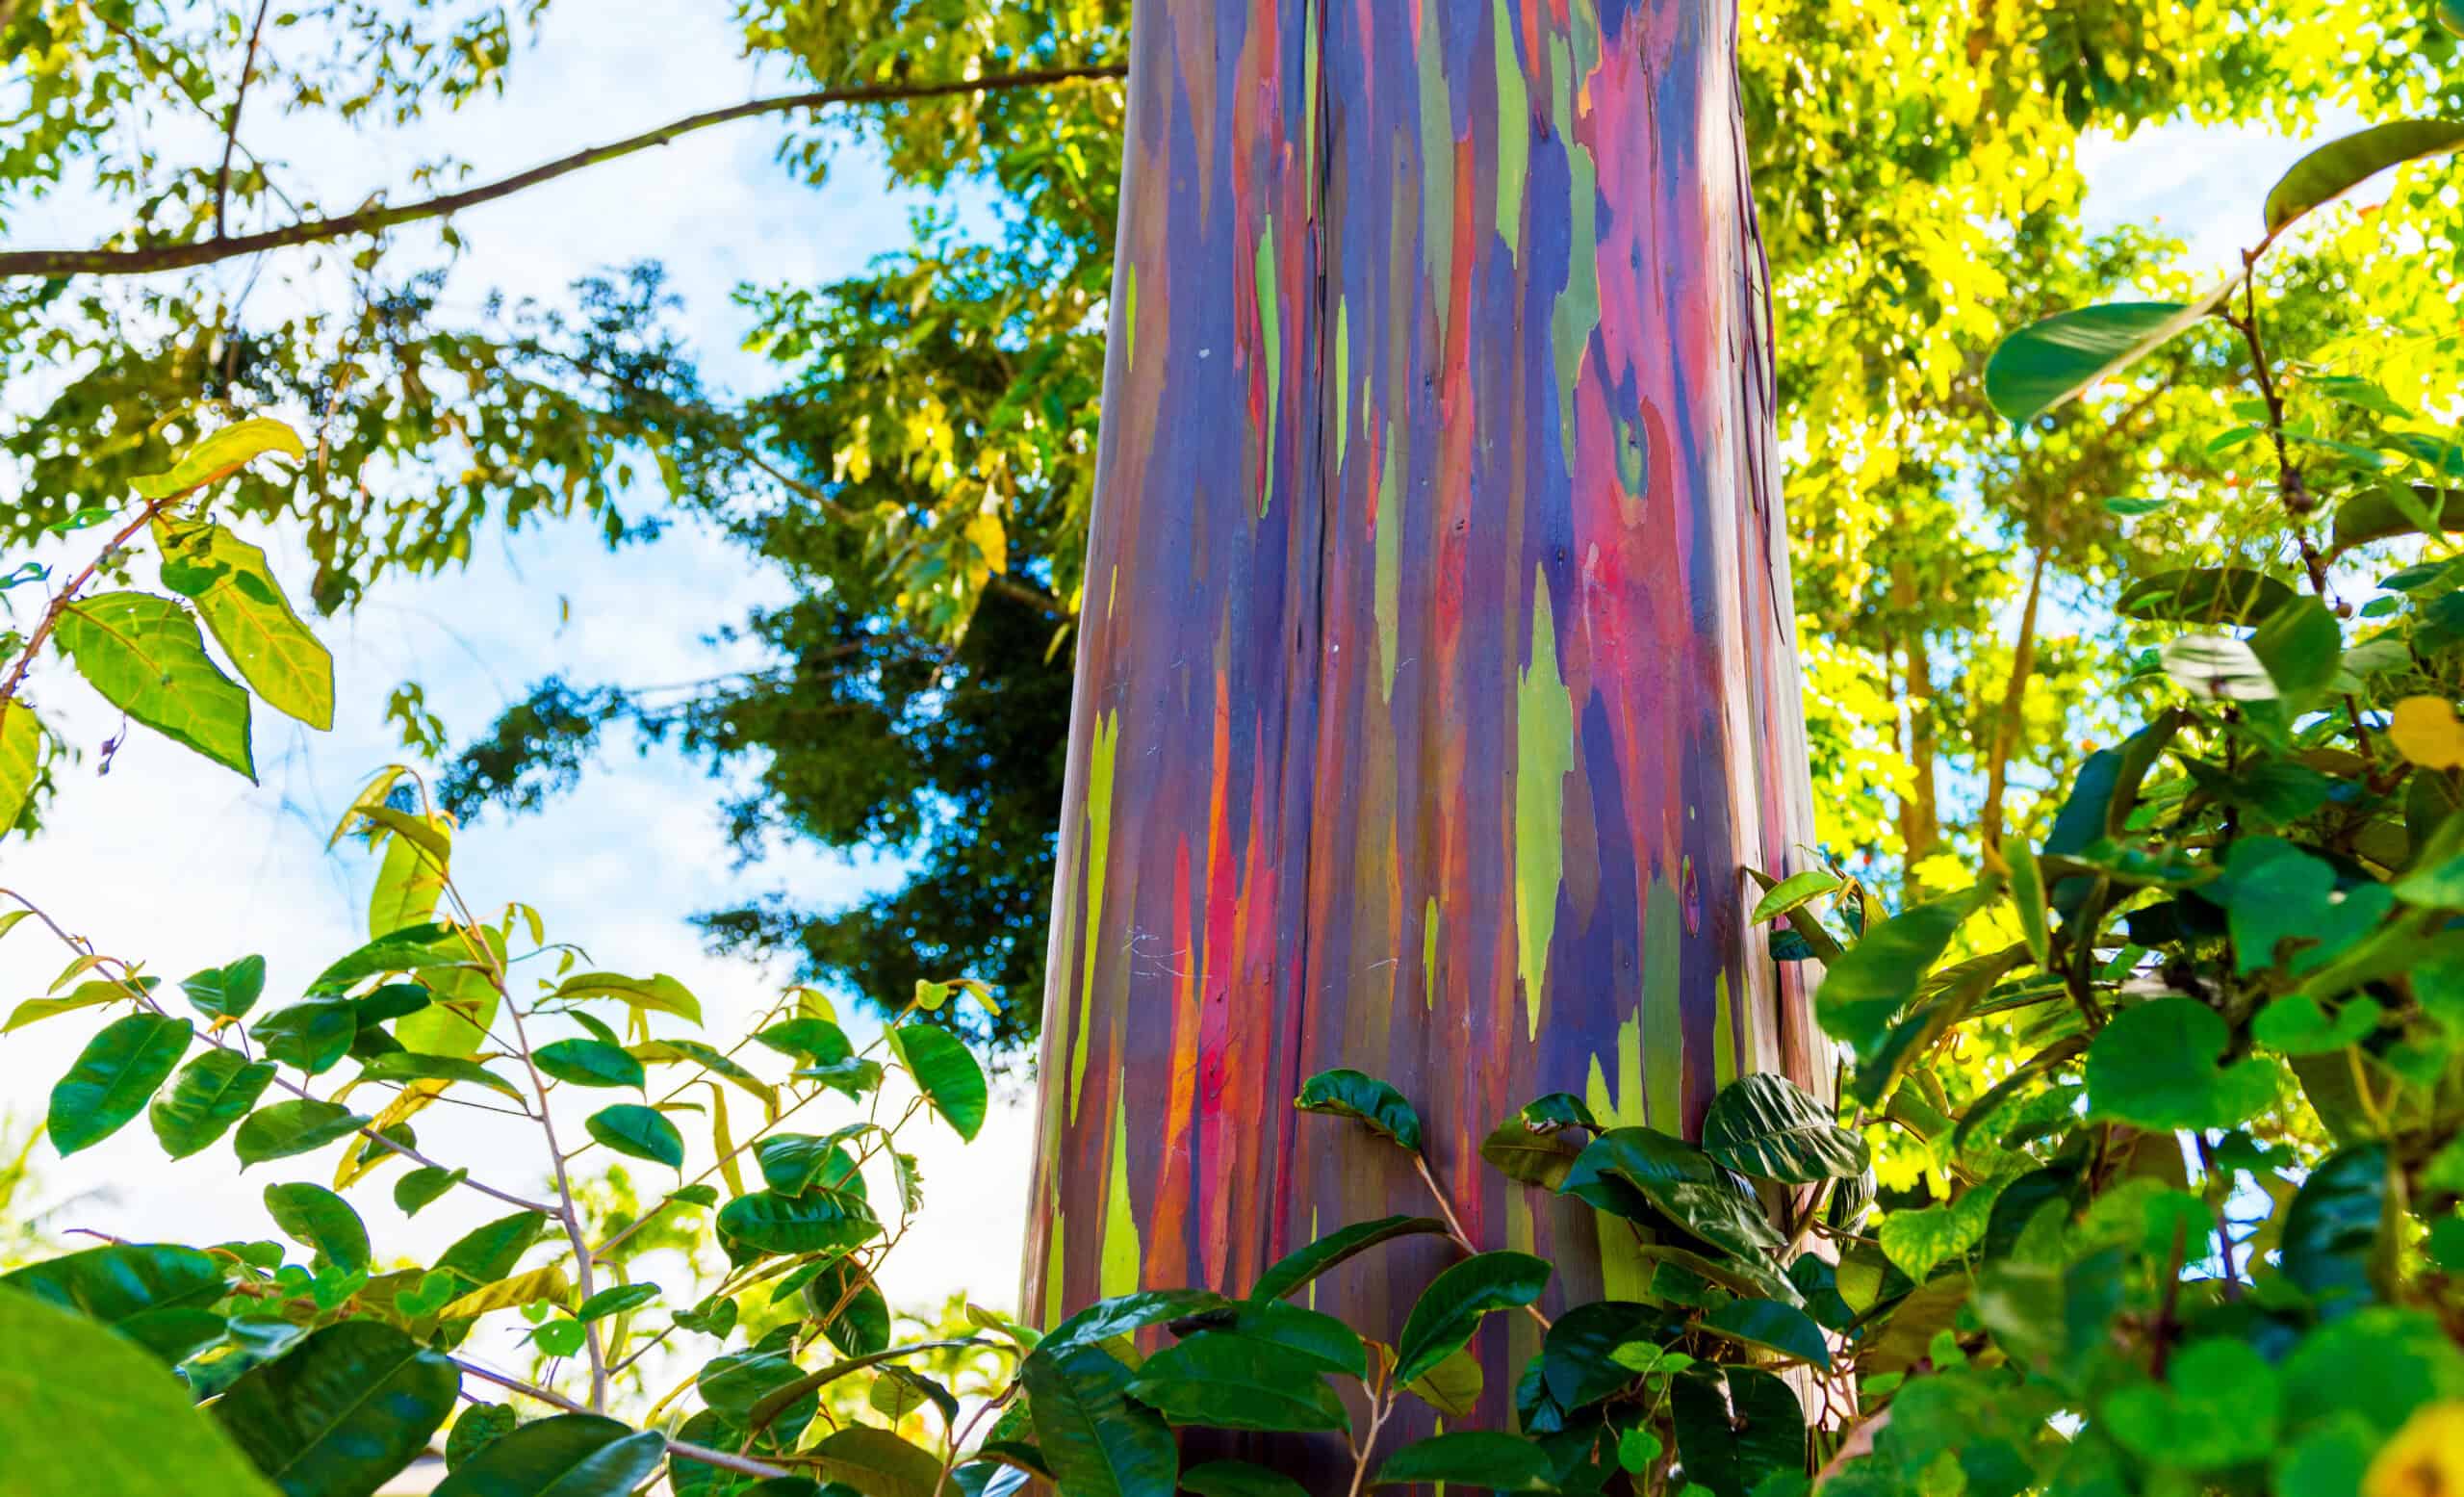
[1023,0,1823,1462]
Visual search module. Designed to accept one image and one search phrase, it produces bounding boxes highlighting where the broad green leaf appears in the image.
[357,1051,524,1099]
[1372,1432,1554,1490]
[1212,1299,1367,1379]
[1563,1127,1784,1260]
[1702,1299,1831,1370]
[628,1039,775,1117]
[2085,998,2281,1130]
[151,1049,276,1157]
[1670,1369,1804,1497]
[1122,1331,1349,1432]
[583,1103,684,1168]
[2117,567,2297,625]
[549,970,702,1025]
[1984,297,2227,425]
[1043,1288,1234,1351]
[1293,1068,1423,1150]
[131,417,305,500]
[49,1012,192,1154]
[397,963,502,1060]
[250,1001,357,1074]
[1250,1216,1450,1305]
[439,1264,572,1321]
[1404,1344,1484,1416]
[56,592,255,779]
[2250,596,2343,704]
[1540,1300,1682,1409]
[1749,869,1842,925]
[1877,1185,2000,1283]
[2264,119,2464,236]
[154,519,332,730]
[0,1242,227,1362]
[534,1038,644,1090]
[214,1320,458,1497]
[1179,1461,1310,1497]
[432,1413,664,1497]
[807,1426,950,1497]
[1816,887,1988,1051]
[2253,995,2385,1055]
[715,1188,880,1255]
[0,1287,279,1497]
[2102,1340,2281,1470]
[7,977,132,1033]
[752,1018,851,1064]
[0,701,39,833]
[233,1099,371,1167]
[575,1282,660,1322]
[887,1023,988,1140]
[446,1405,522,1471]
[263,1182,371,1272]
[183,956,268,1021]
[395,1166,466,1216]
[1393,1250,1551,1385]
[365,809,449,942]
[2283,1144,2390,1315]
[305,924,474,994]
[801,1259,890,1356]
[755,1133,864,1198]
[1700,1074,1866,1183]
[438,1212,549,1288]
[1020,1342,1177,1497]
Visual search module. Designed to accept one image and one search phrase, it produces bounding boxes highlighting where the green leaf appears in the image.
[0,1243,227,1362]
[1020,1342,1178,1497]
[0,701,39,833]
[628,1039,776,1116]
[1123,1330,1349,1432]
[395,1166,466,1216]
[1540,1301,1682,1408]
[1701,1300,1831,1370]
[214,1320,458,1497]
[432,1412,665,1497]
[305,925,474,995]
[365,809,450,943]
[447,1405,522,1471]
[1293,1068,1423,1150]
[131,417,305,500]
[2102,1340,2281,1470]
[1248,1214,1450,1303]
[2253,995,2385,1055]
[1372,1432,1555,1490]
[0,1287,280,1497]
[57,592,256,779]
[1700,1074,1866,1184]
[182,956,268,1021]
[438,1212,549,1287]
[582,1103,683,1168]
[1212,1299,1367,1378]
[251,1001,357,1074]
[1670,1369,1804,1497]
[2265,119,2464,236]
[807,1426,950,1497]
[1876,1185,1998,1283]
[755,1133,864,1198]
[154,519,332,730]
[1404,1344,1484,1417]
[150,1049,277,1157]
[575,1283,660,1322]
[2250,596,2343,703]
[2116,567,2298,624]
[548,970,702,1025]
[398,965,502,1060]
[716,1188,881,1255]
[753,1018,851,1064]
[1984,297,2226,425]
[2283,1144,2390,1315]
[5,978,133,1033]
[1563,1127,1784,1259]
[2006,842,2050,968]
[1748,869,1842,926]
[1816,886,1987,1051]
[1179,1460,1311,1497]
[1393,1250,1551,1385]
[534,1038,644,1090]
[357,1050,525,1099]
[263,1182,371,1272]
[2085,998,2281,1130]
[233,1099,371,1168]
[1043,1288,1234,1351]
[49,1011,192,1154]
[887,1023,988,1141]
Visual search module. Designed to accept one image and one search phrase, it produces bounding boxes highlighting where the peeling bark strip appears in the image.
[1024,0,1824,1465]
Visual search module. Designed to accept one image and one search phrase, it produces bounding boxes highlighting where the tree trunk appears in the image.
[1022,0,1823,1472]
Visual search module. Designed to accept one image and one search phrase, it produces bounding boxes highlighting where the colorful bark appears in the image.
[1023,0,1823,1469]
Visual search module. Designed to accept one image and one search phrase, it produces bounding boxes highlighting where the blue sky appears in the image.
[0,6,2368,1319]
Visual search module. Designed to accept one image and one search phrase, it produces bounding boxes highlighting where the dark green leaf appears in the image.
[446,1405,522,1471]
[756,1134,864,1198]
[1393,1250,1551,1385]
[263,1182,371,1272]
[1700,1074,1866,1184]
[534,1039,645,1090]
[1248,1215,1449,1303]
[1563,1128,1784,1260]
[2283,1145,2391,1316]
[1293,1068,1423,1151]
[437,1212,549,1288]
[183,956,268,1021]
[49,1012,192,1154]
[1984,298,2224,425]
[1020,1342,1177,1497]
[575,1283,660,1322]
[2265,119,2464,235]
[358,1051,525,1099]
[801,1259,890,1356]
[583,1103,684,1168]
[0,1243,227,1362]
[2115,567,2297,624]
[395,1166,467,1216]
[305,925,473,996]
[150,1049,277,1158]
[1123,1331,1348,1432]
[1213,1299,1367,1378]
[1044,1289,1235,1350]
[431,1413,665,1497]
[251,1002,356,1074]
[1701,1300,1831,1370]
[2084,998,2280,1130]
[753,1019,851,1065]
[1670,1369,1804,1497]
[234,1099,370,1167]
[1815,888,1987,1050]
[1540,1301,1680,1409]
[716,1188,881,1255]
[2250,597,2343,702]
[887,1024,988,1140]
[807,1426,947,1497]
[1372,1432,1555,1490]
[1178,1460,1310,1497]
[214,1320,459,1497]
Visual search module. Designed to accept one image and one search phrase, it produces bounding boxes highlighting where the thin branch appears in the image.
[0,494,187,740]
[0,65,1127,280]
[453,1356,792,1480]
[214,0,276,241]
[1410,1153,1551,1330]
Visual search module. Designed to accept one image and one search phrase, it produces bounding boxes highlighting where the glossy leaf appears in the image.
[1021,1341,1177,1497]
[447,1405,522,1471]
[1393,1251,1551,1385]
[1984,297,2227,425]
[1043,1288,1233,1351]
[1249,1214,1449,1303]
[438,1212,550,1287]
[358,1050,524,1099]
[808,1426,949,1497]
[1124,1330,1349,1432]
[1702,1299,1832,1370]
[1293,1068,1423,1150]
[534,1038,644,1090]
[0,1242,227,1362]
[582,1103,684,1168]
[263,1182,372,1272]
[1749,869,1842,925]
[182,955,268,1021]
[155,518,332,730]
[395,1166,467,1216]
[49,1011,192,1154]
[0,1287,279,1497]
[251,1001,357,1074]
[2264,119,2464,236]
[1372,1432,1555,1490]
[1815,886,1988,1051]
[56,592,256,779]
[753,1018,851,1064]
[213,1320,459,1497]
[1670,1368,1804,1497]
[149,1048,277,1158]
[1700,1074,1867,1183]
[2283,1145,2390,1315]
[1178,1460,1310,1497]
[1563,1128,1784,1260]
[755,1133,864,1198]
[430,1412,664,1497]
[234,1099,371,1167]
[887,1022,988,1140]
[716,1188,881,1255]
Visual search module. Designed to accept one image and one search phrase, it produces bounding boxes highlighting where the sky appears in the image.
[0,3,2378,1338]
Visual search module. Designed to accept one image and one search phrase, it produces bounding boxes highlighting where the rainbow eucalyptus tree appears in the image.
[1022,0,1825,1456]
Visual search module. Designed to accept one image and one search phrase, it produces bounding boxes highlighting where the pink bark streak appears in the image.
[1024,0,1822,1468]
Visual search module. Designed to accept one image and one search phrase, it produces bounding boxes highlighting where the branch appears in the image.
[453,1356,793,1480]
[215,0,275,241]
[0,65,1127,280]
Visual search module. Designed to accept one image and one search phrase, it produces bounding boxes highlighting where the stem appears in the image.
[0,494,186,740]
[1344,1386,1397,1497]
[453,1356,792,1480]
[213,0,274,241]
[1411,1153,1551,1330]
[0,65,1127,280]
[499,990,609,1411]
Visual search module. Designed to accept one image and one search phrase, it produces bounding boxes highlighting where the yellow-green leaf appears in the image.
[551,971,702,1026]
[0,703,39,833]
[6,979,129,1033]
[438,1263,571,1321]
[56,592,254,780]
[154,519,332,730]
[365,808,451,942]
[131,418,305,502]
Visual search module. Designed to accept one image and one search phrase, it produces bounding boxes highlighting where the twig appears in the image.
[213,0,275,241]
[0,494,187,740]
[1410,1153,1550,1330]
[453,1356,792,1479]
